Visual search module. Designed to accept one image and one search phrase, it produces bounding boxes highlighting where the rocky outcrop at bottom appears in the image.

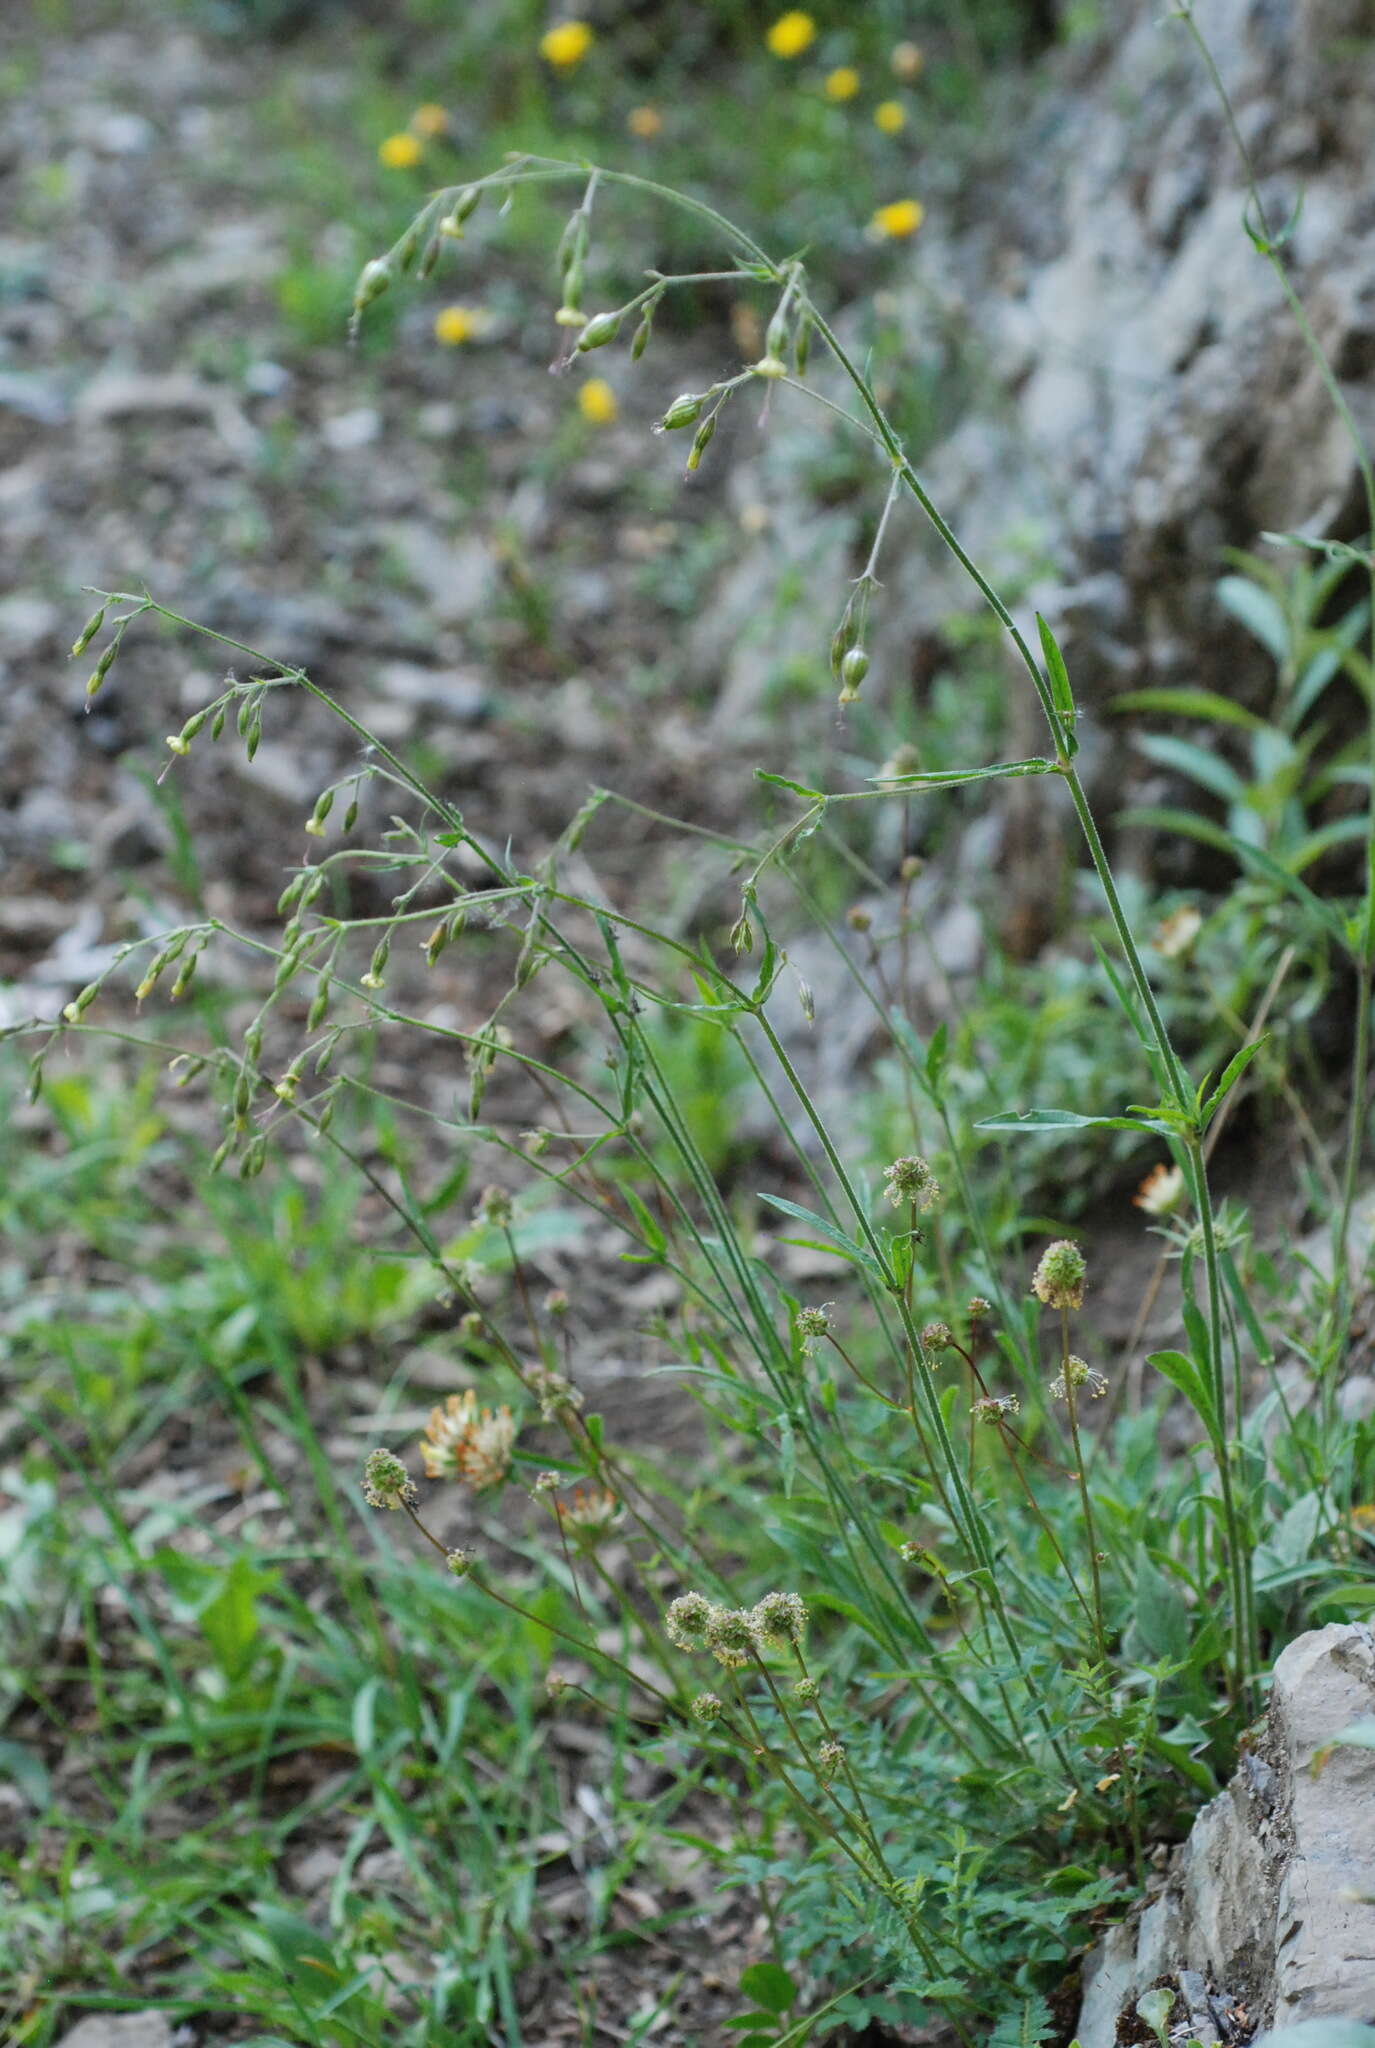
[1077,1625,1375,2047]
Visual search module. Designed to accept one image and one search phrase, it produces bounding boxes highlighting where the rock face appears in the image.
[894,0,1375,704]
[710,0,1375,728]
[1077,1624,1375,2046]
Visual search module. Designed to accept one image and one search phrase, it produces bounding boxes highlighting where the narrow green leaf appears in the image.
[975,1107,1173,1136]
[1216,573,1290,664]
[1036,612,1078,756]
[1148,1348,1219,1445]
[1112,685,1266,731]
[757,1193,882,1277]
[1199,1035,1268,1126]
[755,770,824,800]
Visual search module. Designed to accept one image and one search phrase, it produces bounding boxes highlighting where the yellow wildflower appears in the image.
[410,102,448,137]
[874,98,906,134]
[824,66,860,101]
[766,10,816,58]
[378,131,423,169]
[434,305,482,345]
[891,40,924,80]
[627,103,662,137]
[578,378,618,424]
[870,198,925,239]
[540,19,594,68]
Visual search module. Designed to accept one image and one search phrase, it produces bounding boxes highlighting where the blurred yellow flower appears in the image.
[434,305,481,344]
[891,40,924,80]
[870,198,925,239]
[766,10,816,57]
[578,378,618,424]
[824,66,860,101]
[411,102,448,137]
[628,104,662,137]
[874,99,906,134]
[540,19,593,68]
[378,132,423,169]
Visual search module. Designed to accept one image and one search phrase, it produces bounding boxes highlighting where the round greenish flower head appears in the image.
[665,1591,713,1650]
[797,1305,831,1339]
[704,1606,758,1668]
[691,1692,724,1723]
[971,1394,1021,1425]
[445,1547,473,1578]
[1049,1357,1107,1403]
[883,1155,940,1211]
[1031,1238,1086,1310]
[816,1739,846,1781]
[362,1447,417,1511]
[477,1184,513,1226]
[751,1591,808,1649]
[921,1321,954,1353]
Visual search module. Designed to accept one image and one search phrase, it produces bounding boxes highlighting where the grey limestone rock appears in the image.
[1077,1625,1375,2046]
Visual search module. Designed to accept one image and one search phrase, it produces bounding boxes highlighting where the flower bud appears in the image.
[305,789,334,839]
[353,258,392,312]
[575,310,622,351]
[630,289,662,361]
[71,607,106,658]
[840,647,868,691]
[685,413,716,472]
[752,353,788,380]
[659,392,704,431]
[438,186,481,237]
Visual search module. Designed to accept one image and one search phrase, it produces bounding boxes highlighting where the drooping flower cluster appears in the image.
[420,1389,516,1490]
[971,1394,1021,1425]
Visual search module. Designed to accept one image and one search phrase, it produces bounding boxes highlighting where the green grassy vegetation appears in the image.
[6,3,1375,2045]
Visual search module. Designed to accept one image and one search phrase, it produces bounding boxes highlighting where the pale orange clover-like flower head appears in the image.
[421,1389,516,1491]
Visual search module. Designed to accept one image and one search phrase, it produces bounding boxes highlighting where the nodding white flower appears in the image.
[420,1389,516,1491]
[1134,1163,1186,1217]
[1049,1356,1107,1403]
